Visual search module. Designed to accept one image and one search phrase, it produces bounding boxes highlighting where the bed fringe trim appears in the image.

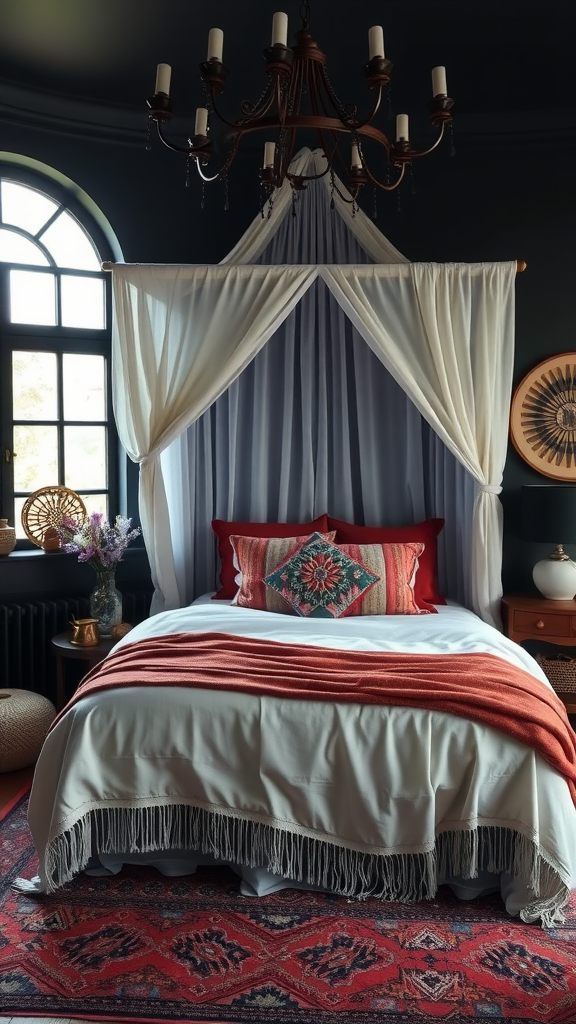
[34,804,570,927]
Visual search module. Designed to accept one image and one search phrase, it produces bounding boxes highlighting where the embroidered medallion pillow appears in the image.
[338,541,430,615]
[212,514,330,599]
[263,533,380,618]
[230,532,337,613]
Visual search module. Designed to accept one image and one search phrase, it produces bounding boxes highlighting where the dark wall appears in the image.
[1,68,576,605]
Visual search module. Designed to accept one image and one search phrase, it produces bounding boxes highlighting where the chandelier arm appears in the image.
[247,72,288,124]
[204,82,278,132]
[274,72,288,129]
[286,160,332,184]
[318,63,384,131]
[239,73,286,123]
[309,66,348,170]
[333,143,357,182]
[195,128,245,182]
[277,127,297,182]
[153,119,210,157]
[353,123,393,156]
[239,87,278,125]
[403,121,448,160]
[329,178,360,205]
[288,51,305,124]
[318,62,356,121]
[210,130,246,180]
[193,158,223,184]
[349,86,384,131]
[316,132,339,167]
[360,160,407,192]
[275,56,304,182]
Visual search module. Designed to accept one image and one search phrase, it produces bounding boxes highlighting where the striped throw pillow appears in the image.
[338,541,429,615]
[230,532,336,613]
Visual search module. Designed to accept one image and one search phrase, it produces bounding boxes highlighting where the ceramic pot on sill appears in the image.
[0,519,16,555]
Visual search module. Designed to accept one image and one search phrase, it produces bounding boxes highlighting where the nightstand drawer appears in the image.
[513,610,575,637]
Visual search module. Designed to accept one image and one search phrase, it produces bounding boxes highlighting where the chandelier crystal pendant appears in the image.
[146,1,454,204]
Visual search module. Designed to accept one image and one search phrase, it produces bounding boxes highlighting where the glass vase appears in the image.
[89,568,122,638]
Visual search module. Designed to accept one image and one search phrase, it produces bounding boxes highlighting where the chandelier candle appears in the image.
[207,27,224,62]
[351,143,362,169]
[368,25,385,60]
[154,63,171,96]
[194,107,209,137]
[396,114,409,142]
[432,65,448,97]
[272,11,289,46]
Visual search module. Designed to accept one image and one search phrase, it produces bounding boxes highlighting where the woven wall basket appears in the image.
[0,689,56,772]
[535,654,576,693]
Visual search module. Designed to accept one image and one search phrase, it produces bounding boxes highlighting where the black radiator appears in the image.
[0,591,152,701]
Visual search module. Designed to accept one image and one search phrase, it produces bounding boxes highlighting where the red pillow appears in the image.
[212,514,330,599]
[327,516,446,606]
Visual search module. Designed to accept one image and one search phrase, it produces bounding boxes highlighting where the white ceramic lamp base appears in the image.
[532,557,576,600]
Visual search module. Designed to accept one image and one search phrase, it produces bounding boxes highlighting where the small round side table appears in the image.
[51,631,116,711]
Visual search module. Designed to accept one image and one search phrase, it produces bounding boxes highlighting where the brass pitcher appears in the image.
[69,617,100,646]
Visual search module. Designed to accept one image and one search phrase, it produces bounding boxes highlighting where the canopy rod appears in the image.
[101,259,528,272]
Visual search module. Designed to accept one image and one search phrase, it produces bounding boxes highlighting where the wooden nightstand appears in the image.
[51,631,116,711]
[501,594,576,714]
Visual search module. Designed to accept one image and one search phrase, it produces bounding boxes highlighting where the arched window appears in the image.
[0,168,117,542]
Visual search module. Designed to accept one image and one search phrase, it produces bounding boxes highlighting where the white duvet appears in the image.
[26,598,576,925]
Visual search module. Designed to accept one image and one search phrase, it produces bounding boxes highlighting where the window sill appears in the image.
[2,545,146,561]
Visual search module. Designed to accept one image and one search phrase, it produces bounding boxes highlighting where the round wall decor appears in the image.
[510,354,576,480]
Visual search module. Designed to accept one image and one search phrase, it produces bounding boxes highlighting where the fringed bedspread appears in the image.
[23,599,576,926]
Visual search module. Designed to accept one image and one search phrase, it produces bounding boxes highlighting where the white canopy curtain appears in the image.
[221,148,409,267]
[160,165,475,614]
[111,150,516,626]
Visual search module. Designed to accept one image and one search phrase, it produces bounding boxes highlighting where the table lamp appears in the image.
[521,484,576,600]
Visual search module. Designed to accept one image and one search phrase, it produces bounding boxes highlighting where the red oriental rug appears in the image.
[1,790,576,1024]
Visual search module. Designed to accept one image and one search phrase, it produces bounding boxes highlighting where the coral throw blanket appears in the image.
[55,631,576,808]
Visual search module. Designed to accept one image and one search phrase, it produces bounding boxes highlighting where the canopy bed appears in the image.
[21,150,576,927]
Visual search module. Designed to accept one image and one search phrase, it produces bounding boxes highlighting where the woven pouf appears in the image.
[0,688,56,772]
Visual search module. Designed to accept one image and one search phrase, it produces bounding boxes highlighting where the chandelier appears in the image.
[146,1,454,206]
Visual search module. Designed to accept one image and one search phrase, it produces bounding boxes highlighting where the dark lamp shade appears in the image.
[521,484,576,544]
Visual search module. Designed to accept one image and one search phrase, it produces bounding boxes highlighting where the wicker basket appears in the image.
[535,653,576,693]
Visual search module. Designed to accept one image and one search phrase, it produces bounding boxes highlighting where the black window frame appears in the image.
[0,164,119,549]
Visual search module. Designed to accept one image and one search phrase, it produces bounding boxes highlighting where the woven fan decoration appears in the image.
[21,486,86,550]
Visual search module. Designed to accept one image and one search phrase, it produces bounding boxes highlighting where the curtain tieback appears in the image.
[479,484,502,496]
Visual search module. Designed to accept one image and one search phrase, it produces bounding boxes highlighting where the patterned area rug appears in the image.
[1,790,576,1023]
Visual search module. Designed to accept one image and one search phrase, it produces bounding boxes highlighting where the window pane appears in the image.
[0,228,50,266]
[10,269,56,325]
[40,210,100,270]
[13,351,58,420]
[14,497,27,540]
[13,425,58,491]
[1,181,59,234]
[63,354,106,421]
[80,493,108,518]
[65,426,106,490]
[61,276,105,329]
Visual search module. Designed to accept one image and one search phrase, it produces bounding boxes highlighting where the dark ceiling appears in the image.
[1,0,575,128]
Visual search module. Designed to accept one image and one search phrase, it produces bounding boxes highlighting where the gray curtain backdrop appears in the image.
[160,182,476,606]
